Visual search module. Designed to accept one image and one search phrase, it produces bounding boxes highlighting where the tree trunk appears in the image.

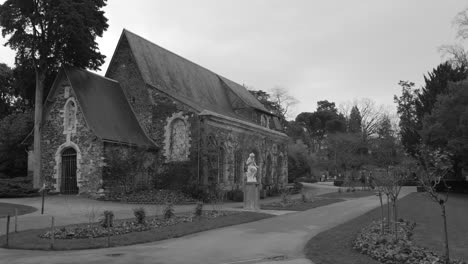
[441,203,450,264]
[393,199,398,239]
[386,195,391,232]
[379,193,384,235]
[33,69,45,188]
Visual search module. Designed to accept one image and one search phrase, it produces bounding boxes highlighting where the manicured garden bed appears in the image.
[100,189,197,204]
[261,197,345,211]
[0,211,272,250]
[0,202,37,218]
[304,192,468,264]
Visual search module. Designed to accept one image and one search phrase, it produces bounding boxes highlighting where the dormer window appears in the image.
[64,98,77,133]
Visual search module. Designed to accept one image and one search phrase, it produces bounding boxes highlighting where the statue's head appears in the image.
[249,153,255,158]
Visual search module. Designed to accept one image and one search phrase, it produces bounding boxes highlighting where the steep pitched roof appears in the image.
[45,68,156,148]
[119,29,270,117]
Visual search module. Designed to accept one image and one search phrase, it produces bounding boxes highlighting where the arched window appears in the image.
[64,99,76,133]
[164,113,191,162]
[169,118,188,161]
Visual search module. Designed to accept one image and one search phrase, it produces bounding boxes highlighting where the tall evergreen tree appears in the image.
[348,105,362,133]
[415,62,467,123]
[394,81,420,156]
[0,0,109,187]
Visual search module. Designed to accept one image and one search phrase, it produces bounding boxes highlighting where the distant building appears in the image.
[33,29,288,196]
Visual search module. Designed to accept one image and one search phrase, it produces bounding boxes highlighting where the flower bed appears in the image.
[40,211,232,239]
[100,189,197,204]
[353,220,466,264]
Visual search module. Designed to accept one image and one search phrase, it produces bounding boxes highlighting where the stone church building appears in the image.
[36,29,288,196]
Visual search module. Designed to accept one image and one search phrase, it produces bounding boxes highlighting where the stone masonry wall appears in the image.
[106,39,201,184]
[41,77,104,194]
[200,118,288,190]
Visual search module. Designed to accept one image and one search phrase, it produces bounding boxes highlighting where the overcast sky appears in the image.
[1,0,467,118]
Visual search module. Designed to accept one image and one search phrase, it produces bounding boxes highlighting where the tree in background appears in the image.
[295,100,346,153]
[287,139,312,182]
[0,110,33,177]
[249,87,298,124]
[421,80,468,177]
[0,0,109,187]
[348,105,362,134]
[394,63,468,178]
[394,80,420,156]
[415,62,467,124]
[0,63,15,118]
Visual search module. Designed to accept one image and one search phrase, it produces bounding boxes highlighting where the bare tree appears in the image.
[270,86,299,120]
[454,8,468,40]
[437,8,468,68]
[438,44,468,68]
[339,98,392,140]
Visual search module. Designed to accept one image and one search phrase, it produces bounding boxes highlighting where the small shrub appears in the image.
[346,188,351,192]
[194,202,203,216]
[333,180,344,187]
[280,189,291,207]
[291,182,303,194]
[100,210,114,228]
[163,202,174,219]
[133,207,146,224]
[338,188,342,193]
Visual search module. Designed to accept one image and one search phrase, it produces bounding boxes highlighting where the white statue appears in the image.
[245,153,258,183]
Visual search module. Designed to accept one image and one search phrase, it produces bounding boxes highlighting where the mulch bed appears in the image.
[261,197,345,211]
[0,211,273,250]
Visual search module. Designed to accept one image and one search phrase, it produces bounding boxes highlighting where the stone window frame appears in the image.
[53,141,82,193]
[163,112,191,162]
[63,97,77,134]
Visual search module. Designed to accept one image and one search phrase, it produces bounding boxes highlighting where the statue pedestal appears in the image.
[243,182,259,211]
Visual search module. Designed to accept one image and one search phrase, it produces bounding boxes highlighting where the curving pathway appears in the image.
[0,185,415,264]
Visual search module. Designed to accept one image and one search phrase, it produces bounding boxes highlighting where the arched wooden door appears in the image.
[61,148,78,194]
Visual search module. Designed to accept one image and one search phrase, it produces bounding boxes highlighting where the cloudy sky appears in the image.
[1,0,467,118]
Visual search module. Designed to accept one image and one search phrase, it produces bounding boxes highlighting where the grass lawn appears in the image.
[0,211,272,250]
[317,190,376,199]
[304,192,468,264]
[0,202,37,218]
[261,198,345,211]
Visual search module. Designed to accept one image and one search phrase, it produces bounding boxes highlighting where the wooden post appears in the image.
[41,189,46,215]
[107,217,110,248]
[14,209,18,233]
[50,216,55,250]
[5,215,10,247]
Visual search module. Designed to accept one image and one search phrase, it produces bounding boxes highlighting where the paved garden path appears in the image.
[0,186,416,264]
[0,183,333,235]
